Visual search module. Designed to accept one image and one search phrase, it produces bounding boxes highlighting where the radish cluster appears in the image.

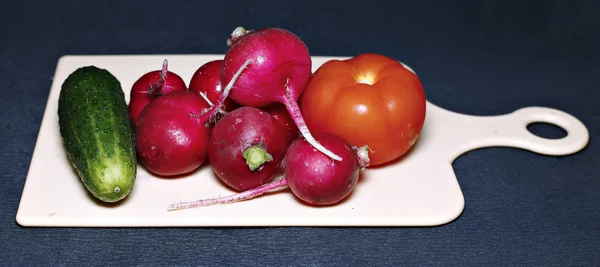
[127,26,371,209]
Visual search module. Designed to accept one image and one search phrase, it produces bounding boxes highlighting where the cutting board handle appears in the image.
[503,107,590,155]
[435,104,590,159]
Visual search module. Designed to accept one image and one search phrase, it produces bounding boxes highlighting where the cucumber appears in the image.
[58,66,137,203]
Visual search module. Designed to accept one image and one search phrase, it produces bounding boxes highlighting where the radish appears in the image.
[263,103,299,146]
[168,132,370,210]
[283,133,369,205]
[211,26,343,161]
[191,59,252,127]
[133,58,252,177]
[207,106,288,191]
[128,59,186,125]
[135,90,212,177]
[189,59,239,113]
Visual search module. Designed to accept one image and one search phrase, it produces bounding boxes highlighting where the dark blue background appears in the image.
[2,0,598,266]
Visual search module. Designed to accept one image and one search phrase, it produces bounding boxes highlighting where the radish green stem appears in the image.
[226,26,253,47]
[198,59,251,123]
[242,145,273,171]
[167,178,288,211]
[355,145,371,169]
[283,91,343,161]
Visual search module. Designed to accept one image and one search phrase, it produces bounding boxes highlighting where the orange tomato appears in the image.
[299,53,426,166]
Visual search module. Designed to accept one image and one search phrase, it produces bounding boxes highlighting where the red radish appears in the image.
[207,106,288,191]
[167,132,370,210]
[212,26,343,161]
[283,133,369,205]
[128,59,187,125]
[189,60,239,112]
[135,90,212,177]
[263,103,299,145]
[192,59,252,126]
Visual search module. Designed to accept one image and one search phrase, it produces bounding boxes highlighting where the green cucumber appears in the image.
[58,66,137,203]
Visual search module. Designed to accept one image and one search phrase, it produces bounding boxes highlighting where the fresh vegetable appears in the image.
[282,133,369,205]
[135,90,212,177]
[207,106,288,191]
[189,59,239,112]
[58,66,137,203]
[167,132,370,210]
[212,26,342,161]
[263,103,299,145]
[187,59,252,127]
[299,53,427,166]
[128,59,186,125]
[132,57,251,177]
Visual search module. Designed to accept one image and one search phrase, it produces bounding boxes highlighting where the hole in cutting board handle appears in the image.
[526,122,568,140]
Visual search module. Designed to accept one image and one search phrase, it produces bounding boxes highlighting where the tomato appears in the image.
[299,53,426,166]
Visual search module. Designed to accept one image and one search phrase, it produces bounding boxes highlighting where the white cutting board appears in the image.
[15,55,589,227]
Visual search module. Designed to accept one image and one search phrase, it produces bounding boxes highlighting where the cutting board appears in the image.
[15,55,590,227]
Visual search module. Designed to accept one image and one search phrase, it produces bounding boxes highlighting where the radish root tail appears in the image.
[197,58,251,123]
[147,59,168,96]
[160,59,168,79]
[198,91,214,107]
[283,92,343,161]
[167,177,288,211]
